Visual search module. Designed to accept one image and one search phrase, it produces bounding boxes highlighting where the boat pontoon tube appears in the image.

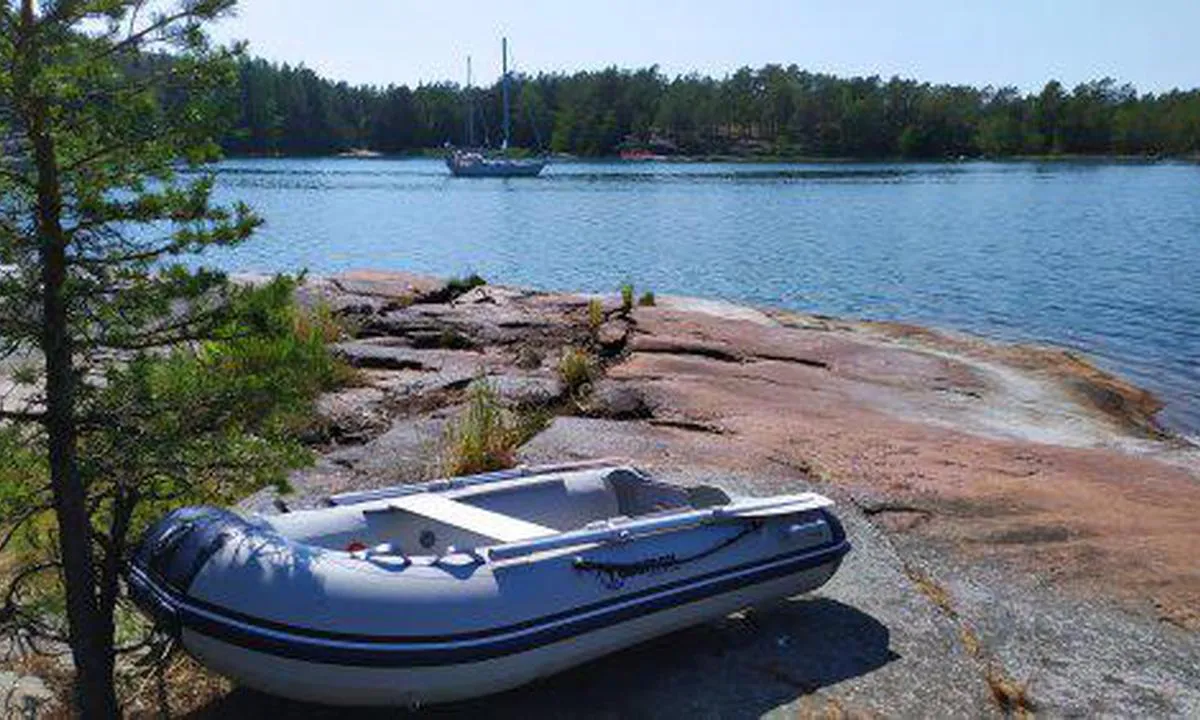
[129,464,849,706]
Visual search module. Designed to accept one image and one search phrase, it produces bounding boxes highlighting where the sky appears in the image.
[210,0,1197,93]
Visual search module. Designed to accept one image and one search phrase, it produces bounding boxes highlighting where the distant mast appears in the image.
[465,55,474,147]
[501,37,510,151]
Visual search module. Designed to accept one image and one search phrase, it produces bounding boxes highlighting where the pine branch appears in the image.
[77,62,203,105]
[90,309,227,351]
[31,0,90,33]
[0,408,46,423]
[62,122,199,174]
[1,561,61,622]
[0,167,33,187]
[69,239,185,267]
[91,7,209,61]
[0,503,51,556]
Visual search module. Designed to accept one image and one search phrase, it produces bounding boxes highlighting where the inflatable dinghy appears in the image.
[129,461,850,706]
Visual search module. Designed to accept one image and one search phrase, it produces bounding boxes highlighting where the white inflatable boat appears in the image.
[129,461,849,706]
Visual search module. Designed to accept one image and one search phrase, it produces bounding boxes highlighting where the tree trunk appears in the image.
[19,1,119,716]
[32,102,119,720]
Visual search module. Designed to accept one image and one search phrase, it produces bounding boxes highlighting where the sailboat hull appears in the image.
[446,154,546,177]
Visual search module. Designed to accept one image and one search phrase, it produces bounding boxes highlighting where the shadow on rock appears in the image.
[185,597,895,719]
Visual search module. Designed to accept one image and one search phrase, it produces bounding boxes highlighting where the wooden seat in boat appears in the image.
[386,494,557,544]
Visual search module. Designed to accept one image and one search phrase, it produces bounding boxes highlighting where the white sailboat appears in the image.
[446,38,546,177]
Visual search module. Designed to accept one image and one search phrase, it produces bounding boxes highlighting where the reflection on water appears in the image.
[204,158,1200,436]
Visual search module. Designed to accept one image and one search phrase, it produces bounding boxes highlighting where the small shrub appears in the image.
[445,273,487,300]
[558,346,594,395]
[619,283,634,314]
[288,300,364,387]
[440,379,546,476]
[292,298,353,344]
[217,287,362,399]
[637,291,656,307]
[10,362,39,385]
[437,328,475,350]
[514,345,543,370]
[587,298,604,332]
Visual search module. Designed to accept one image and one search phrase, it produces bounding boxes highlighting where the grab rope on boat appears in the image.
[572,521,762,590]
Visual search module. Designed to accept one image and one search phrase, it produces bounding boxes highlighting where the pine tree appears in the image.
[0,1,283,715]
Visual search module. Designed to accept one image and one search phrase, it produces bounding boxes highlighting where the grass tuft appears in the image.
[619,283,634,314]
[438,328,475,350]
[587,298,604,333]
[292,298,353,344]
[440,379,548,476]
[637,291,656,307]
[445,273,486,300]
[514,345,543,370]
[557,346,595,396]
[10,362,39,386]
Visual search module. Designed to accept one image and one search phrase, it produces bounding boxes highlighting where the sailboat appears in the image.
[446,38,547,177]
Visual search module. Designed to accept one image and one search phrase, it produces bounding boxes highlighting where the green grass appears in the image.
[445,273,487,299]
[440,379,549,476]
[437,328,475,350]
[620,283,634,314]
[587,298,604,333]
[637,291,656,307]
[557,346,595,396]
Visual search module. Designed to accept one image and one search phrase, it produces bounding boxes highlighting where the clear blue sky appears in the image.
[211,0,1196,93]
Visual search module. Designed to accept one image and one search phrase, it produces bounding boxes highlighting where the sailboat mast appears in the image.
[501,37,510,150]
[465,55,474,147]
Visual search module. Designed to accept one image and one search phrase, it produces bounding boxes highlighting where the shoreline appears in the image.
[221,150,1200,165]
[234,268,1197,444]
[852,316,1179,444]
[261,270,1198,715]
[276,268,1195,454]
[228,266,1200,451]
[659,294,1181,447]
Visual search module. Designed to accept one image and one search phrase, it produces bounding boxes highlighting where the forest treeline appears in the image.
[223,58,1200,159]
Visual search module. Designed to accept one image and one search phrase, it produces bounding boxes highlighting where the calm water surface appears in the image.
[208,158,1200,437]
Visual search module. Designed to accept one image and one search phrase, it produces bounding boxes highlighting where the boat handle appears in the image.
[784,520,826,538]
[355,542,411,565]
[432,548,486,568]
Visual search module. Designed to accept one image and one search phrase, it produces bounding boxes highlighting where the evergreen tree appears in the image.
[210,57,1200,160]
[0,1,334,714]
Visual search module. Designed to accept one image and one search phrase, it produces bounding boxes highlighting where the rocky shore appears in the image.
[8,269,1199,717]
[218,270,1200,718]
